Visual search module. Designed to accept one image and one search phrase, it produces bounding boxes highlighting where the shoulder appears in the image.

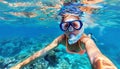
[80,33,92,44]
[54,34,66,44]
[57,34,66,45]
[58,34,66,40]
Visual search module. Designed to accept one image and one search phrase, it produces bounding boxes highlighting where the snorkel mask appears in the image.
[59,3,84,44]
[60,19,84,44]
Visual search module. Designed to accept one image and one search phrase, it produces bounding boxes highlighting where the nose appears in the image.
[68,26,74,32]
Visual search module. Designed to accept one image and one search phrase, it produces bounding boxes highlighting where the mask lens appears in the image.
[60,20,83,31]
[72,21,81,29]
[61,22,69,31]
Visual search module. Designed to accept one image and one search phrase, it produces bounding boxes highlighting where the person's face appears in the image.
[62,15,81,38]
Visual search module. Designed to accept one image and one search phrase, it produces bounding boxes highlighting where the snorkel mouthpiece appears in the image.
[68,34,76,44]
[68,25,84,45]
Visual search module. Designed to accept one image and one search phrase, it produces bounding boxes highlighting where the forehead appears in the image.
[64,17,78,22]
[62,15,80,22]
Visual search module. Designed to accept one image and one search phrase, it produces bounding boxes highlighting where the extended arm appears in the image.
[81,34,117,69]
[10,34,64,69]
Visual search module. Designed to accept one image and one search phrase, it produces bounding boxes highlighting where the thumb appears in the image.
[88,33,92,38]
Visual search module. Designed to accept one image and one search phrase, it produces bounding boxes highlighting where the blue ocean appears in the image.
[0,0,120,69]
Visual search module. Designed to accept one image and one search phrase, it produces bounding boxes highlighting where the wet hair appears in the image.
[58,3,83,17]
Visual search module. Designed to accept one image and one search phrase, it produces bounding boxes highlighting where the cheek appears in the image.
[64,31,71,37]
[64,29,80,36]
[64,33,69,38]
[65,31,69,35]
[64,30,78,35]
[72,30,80,35]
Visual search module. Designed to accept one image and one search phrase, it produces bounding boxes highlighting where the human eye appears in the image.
[72,21,80,29]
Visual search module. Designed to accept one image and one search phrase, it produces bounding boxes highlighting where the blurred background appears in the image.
[0,0,120,69]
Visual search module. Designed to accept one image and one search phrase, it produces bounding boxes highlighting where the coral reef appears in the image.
[0,34,119,69]
[0,36,50,69]
[20,46,92,69]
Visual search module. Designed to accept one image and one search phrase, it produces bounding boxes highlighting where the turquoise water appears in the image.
[0,0,120,69]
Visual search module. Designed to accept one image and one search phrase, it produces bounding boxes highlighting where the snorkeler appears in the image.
[10,0,117,69]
